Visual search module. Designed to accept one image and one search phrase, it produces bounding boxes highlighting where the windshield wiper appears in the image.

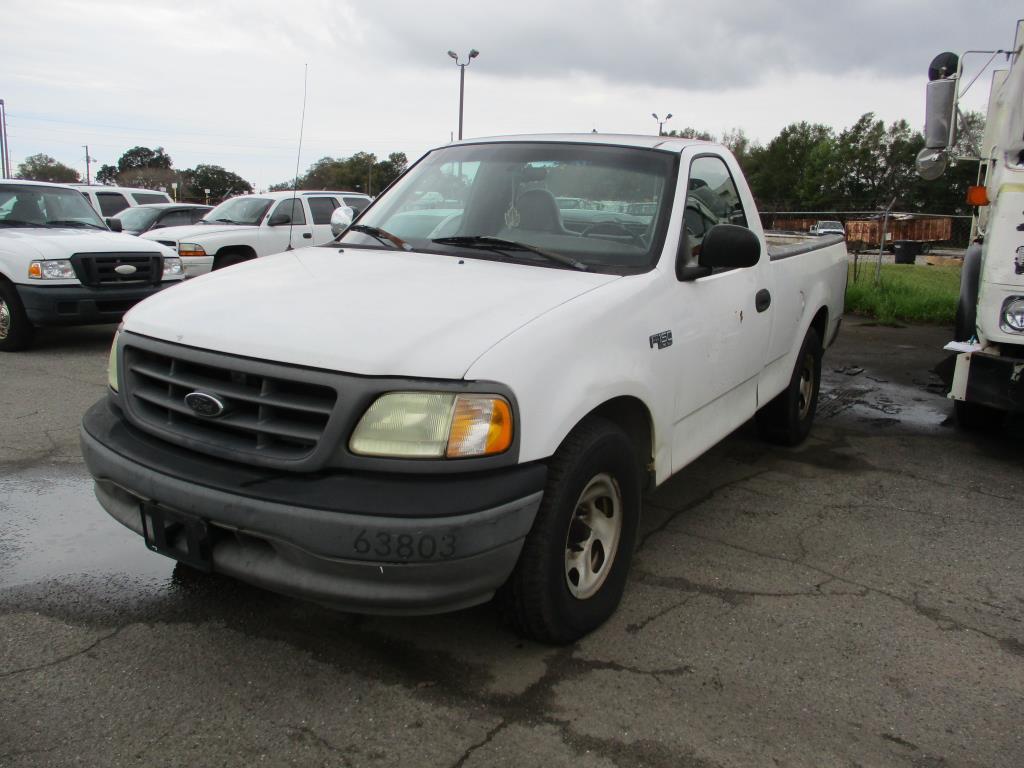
[432,235,588,271]
[0,220,37,227]
[210,217,245,224]
[49,220,106,230]
[348,224,412,251]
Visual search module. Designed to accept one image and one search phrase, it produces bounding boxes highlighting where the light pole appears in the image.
[652,112,673,136]
[447,49,479,140]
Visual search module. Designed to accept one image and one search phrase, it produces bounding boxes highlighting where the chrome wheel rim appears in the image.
[564,473,623,600]
[0,298,10,341]
[798,351,816,420]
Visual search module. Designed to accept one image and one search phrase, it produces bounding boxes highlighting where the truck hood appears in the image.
[124,247,620,379]
[139,223,256,244]
[0,227,173,260]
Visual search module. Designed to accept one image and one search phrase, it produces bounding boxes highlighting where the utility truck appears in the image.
[81,134,847,642]
[919,20,1024,426]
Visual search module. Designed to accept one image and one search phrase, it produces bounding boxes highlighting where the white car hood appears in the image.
[125,247,620,379]
[139,223,256,243]
[0,227,172,260]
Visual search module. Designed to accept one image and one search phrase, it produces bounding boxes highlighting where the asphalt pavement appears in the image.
[1,318,1022,768]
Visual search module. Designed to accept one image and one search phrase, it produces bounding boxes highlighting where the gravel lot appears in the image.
[1,318,1022,768]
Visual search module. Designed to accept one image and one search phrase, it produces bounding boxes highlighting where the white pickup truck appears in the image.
[0,180,183,352]
[140,190,371,277]
[81,134,847,642]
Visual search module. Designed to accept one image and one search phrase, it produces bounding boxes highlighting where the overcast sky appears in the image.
[3,0,1020,191]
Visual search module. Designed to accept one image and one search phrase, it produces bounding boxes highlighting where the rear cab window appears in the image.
[306,196,339,225]
[96,193,130,217]
[132,192,171,205]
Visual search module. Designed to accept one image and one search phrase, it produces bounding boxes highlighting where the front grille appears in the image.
[124,345,338,462]
[72,252,162,287]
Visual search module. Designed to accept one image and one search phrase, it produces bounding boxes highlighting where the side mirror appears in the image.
[677,224,761,281]
[924,78,957,150]
[330,206,354,237]
[106,217,123,233]
[267,213,291,227]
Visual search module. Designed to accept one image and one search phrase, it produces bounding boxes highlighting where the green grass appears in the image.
[845,263,961,324]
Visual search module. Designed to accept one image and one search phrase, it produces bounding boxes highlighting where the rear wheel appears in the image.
[502,417,641,644]
[0,280,34,352]
[756,327,822,446]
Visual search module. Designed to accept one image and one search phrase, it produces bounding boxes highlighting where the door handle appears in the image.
[302,232,312,239]
[755,289,771,312]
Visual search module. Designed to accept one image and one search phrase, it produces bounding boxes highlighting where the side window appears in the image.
[683,156,749,268]
[132,193,170,204]
[158,210,193,227]
[343,196,370,213]
[306,197,339,225]
[271,198,306,225]
[96,193,130,216]
[191,208,209,223]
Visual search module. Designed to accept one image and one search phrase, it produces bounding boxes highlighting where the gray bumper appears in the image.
[81,402,545,615]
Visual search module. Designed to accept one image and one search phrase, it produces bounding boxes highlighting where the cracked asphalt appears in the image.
[1,318,1022,768]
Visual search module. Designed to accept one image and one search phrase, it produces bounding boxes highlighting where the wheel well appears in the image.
[588,396,654,488]
[215,245,257,264]
[810,306,829,345]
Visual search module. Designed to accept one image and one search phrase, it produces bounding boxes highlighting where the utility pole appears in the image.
[83,145,94,185]
[0,99,11,178]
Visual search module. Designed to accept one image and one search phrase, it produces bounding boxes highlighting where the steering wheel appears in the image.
[580,222,645,248]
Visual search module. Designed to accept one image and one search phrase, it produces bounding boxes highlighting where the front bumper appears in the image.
[80,399,546,614]
[16,282,180,327]
[180,255,213,278]
[950,348,1024,413]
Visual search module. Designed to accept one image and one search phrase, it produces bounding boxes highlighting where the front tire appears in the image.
[756,326,822,446]
[503,417,641,644]
[0,280,34,352]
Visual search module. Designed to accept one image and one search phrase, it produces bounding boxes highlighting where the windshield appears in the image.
[820,221,842,230]
[339,142,678,273]
[0,184,106,229]
[203,196,272,225]
[113,206,161,231]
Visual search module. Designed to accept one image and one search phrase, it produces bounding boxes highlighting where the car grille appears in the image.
[72,252,162,287]
[123,343,338,463]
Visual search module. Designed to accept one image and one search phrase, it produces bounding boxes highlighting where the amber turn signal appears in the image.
[966,185,990,206]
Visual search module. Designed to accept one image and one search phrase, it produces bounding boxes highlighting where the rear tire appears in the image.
[0,280,35,352]
[502,417,641,645]
[756,327,822,446]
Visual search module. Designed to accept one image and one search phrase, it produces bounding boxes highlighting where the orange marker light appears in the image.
[28,262,42,279]
[966,185,990,206]
[446,396,513,457]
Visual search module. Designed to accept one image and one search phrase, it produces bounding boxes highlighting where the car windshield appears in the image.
[338,142,678,273]
[203,197,272,225]
[820,221,842,230]
[0,184,106,229]
[114,206,161,231]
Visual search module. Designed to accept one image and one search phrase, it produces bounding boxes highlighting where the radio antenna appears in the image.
[287,63,309,251]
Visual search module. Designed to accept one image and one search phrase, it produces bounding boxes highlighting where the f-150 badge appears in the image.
[649,331,673,349]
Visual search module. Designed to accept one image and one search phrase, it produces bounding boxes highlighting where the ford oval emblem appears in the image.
[184,392,225,418]
[114,264,138,275]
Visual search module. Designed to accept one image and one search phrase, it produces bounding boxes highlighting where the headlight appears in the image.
[178,243,206,257]
[107,325,122,392]
[1001,296,1024,333]
[350,392,513,459]
[28,260,76,280]
[162,257,183,277]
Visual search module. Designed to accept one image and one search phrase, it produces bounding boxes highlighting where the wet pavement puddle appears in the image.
[0,464,174,591]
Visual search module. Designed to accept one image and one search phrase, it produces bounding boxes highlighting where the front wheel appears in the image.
[756,326,822,446]
[502,417,641,644]
[0,280,35,352]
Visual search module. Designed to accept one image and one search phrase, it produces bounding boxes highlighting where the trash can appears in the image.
[893,241,917,265]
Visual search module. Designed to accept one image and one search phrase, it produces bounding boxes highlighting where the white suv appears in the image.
[72,184,173,218]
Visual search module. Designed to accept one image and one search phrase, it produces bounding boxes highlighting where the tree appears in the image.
[96,164,119,185]
[15,154,81,183]
[744,122,835,210]
[666,127,715,141]
[116,146,172,173]
[271,151,410,195]
[180,165,252,202]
